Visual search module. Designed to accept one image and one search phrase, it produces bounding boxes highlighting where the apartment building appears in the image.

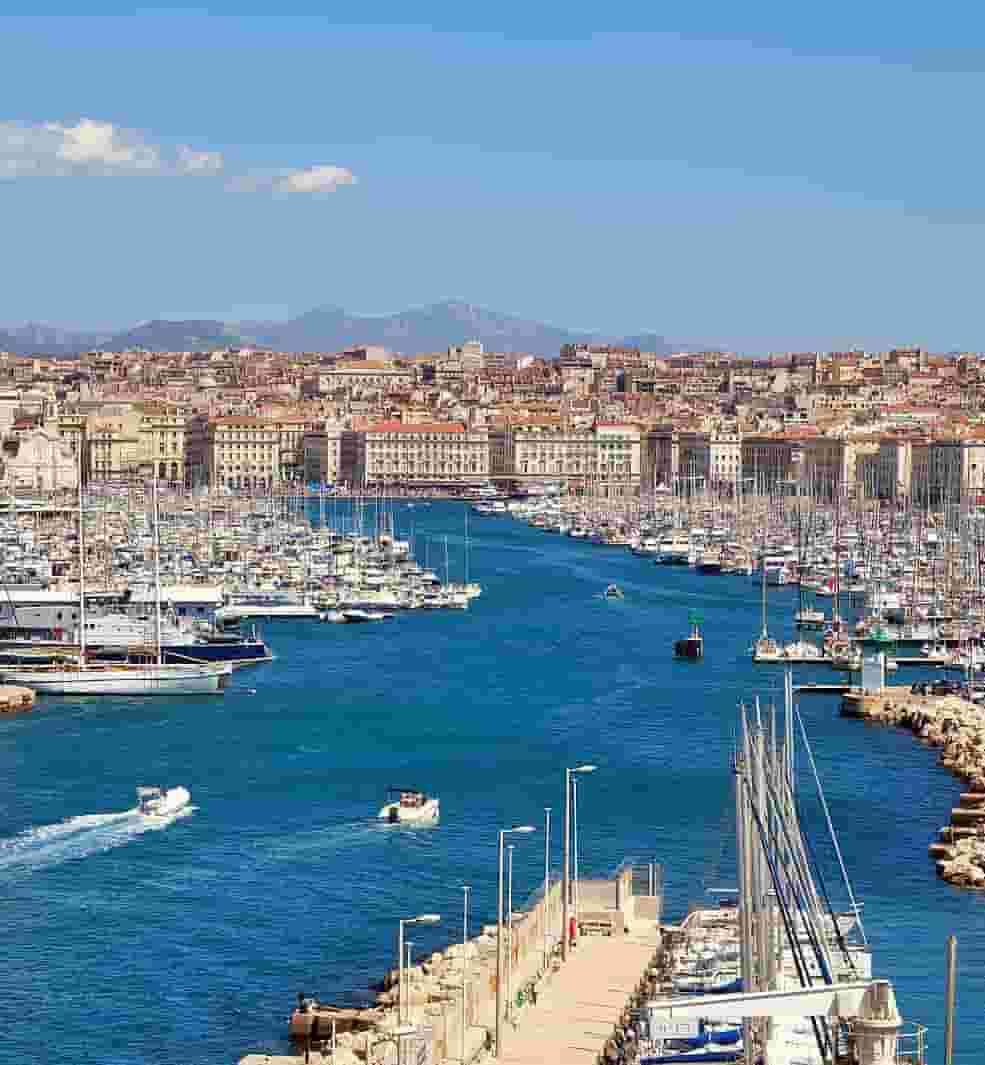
[502,423,641,497]
[140,405,186,483]
[302,361,414,397]
[302,420,362,486]
[362,422,489,486]
[185,415,281,490]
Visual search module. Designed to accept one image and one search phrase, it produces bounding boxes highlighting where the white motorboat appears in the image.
[603,584,625,600]
[378,789,440,825]
[137,785,190,817]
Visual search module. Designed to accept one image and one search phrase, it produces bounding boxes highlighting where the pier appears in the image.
[240,863,662,1065]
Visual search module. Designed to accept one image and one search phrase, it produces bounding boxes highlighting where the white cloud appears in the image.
[228,164,357,197]
[0,119,354,198]
[274,165,357,195]
[0,118,224,179]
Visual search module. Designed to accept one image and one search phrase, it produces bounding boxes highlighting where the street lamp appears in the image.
[543,807,551,971]
[496,825,535,1058]
[398,914,441,1032]
[461,885,471,1063]
[562,764,596,961]
[506,844,515,1022]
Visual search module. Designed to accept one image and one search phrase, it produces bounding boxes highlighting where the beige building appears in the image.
[139,406,186,483]
[0,428,78,492]
[87,406,141,481]
[185,415,281,491]
[503,423,641,497]
[363,422,489,486]
[302,361,414,397]
[303,420,351,485]
[741,434,808,494]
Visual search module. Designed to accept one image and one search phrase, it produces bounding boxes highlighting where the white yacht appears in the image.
[218,591,321,621]
[137,785,191,817]
[0,472,231,696]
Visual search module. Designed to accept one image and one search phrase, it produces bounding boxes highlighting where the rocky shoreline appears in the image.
[842,689,985,888]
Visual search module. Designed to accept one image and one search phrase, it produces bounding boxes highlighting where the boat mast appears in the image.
[78,445,87,663]
[153,470,163,667]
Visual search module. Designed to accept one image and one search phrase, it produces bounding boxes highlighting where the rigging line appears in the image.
[740,769,832,1064]
[796,709,867,946]
[747,732,834,986]
[794,790,858,976]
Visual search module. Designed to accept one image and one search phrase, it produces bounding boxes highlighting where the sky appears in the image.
[3,3,985,352]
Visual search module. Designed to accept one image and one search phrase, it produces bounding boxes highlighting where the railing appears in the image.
[895,1023,928,1065]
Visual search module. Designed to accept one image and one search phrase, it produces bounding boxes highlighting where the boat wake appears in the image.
[0,804,195,874]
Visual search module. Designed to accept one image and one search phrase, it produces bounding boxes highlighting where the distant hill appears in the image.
[0,322,109,357]
[106,319,244,353]
[0,300,693,357]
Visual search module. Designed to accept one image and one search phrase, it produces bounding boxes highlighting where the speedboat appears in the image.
[137,785,190,817]
[604,584,624,600]
[378,789,440,825]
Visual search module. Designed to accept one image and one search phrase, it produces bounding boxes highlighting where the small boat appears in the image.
[378,788,440,825]
[137,785,190,817]
[604,584,624,600]
[675,612,704,659]
[341,609,391,623]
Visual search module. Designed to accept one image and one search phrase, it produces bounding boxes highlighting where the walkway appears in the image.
[493,926,660,1065]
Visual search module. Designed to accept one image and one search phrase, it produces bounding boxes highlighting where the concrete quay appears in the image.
[491,924,660,1065]
[240,862,662,1065]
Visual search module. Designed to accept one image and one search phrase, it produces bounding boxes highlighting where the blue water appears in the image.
[0,502,982,1064]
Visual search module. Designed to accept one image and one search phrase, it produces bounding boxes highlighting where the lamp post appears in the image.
[398,913,441,1061]
[461,885,470,1063]
[543,807,551,970]
[562,764,596,961]
[496,824,535,1058]
[506,844,515,1022]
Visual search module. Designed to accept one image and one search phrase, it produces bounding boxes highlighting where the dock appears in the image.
[795,683,851,694]
[493,923,660,1065]
[240,862,663,1065]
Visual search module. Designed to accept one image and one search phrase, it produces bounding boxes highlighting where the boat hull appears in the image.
[0,665,229,695]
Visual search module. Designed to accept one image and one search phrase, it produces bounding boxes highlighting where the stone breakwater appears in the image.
[842,689,985,889]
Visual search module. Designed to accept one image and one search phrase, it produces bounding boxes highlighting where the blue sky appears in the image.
[3,4,985,351]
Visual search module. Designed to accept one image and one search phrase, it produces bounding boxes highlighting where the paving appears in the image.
[493,925,660,1065]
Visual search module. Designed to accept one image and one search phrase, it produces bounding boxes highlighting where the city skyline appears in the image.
[4,6,985,350]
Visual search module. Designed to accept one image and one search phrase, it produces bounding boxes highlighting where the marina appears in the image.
[1,496,984,1063]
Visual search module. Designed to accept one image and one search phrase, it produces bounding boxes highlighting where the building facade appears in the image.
[363,422,489,486]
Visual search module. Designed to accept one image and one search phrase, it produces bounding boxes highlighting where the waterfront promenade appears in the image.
[492,925,660,1065]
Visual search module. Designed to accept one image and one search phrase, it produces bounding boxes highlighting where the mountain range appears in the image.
[0,300,691,358]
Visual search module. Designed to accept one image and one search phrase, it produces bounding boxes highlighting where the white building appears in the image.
[0,428,78,492]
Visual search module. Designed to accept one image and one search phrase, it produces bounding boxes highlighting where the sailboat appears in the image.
[752,548,783,662]
[0,470,231,695]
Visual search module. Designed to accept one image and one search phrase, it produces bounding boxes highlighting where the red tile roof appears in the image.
[367,421,466,434]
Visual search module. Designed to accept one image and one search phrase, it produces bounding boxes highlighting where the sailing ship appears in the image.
[0,469,230,695]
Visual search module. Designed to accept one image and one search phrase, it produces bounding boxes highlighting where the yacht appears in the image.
[378,789,440,824]
[218,591,321,621]
[0,473,232,696]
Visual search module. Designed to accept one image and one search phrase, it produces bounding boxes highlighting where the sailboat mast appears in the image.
[78,446,87,663]
[153,471,163,667]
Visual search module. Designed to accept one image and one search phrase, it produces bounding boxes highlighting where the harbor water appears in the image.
[1,501,983,1064]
